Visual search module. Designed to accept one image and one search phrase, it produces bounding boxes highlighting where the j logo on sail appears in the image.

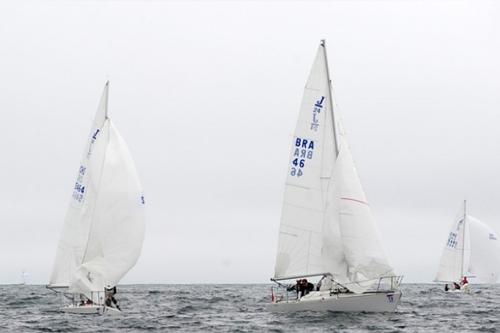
[310,96,324,131]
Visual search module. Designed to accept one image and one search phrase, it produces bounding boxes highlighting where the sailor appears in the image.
[453,282,461,290]
[298,279,307,297]
[105,286,121,310]
[461,276,468,286]
[306,280,314,294]
[105,290,112,307]
[444,284,449,292]
[79,294,87,306]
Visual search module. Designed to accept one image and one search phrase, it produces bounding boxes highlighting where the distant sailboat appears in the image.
[435,200,500,292]
[47,82,145,314]
[21,270,28,285]
[267,40,402,313]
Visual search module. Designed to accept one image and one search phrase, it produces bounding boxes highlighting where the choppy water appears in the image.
[0,284,498,332]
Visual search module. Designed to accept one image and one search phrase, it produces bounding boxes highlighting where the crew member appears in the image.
[461,276,468,286]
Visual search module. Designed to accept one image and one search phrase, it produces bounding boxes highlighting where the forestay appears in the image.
[49,83,145,299]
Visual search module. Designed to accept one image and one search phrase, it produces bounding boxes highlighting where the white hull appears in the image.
[62,304,121,315]
[266,290,401,313]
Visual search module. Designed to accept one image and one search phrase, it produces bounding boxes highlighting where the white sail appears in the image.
[274,42,340,279]
[335,134,394,292]
[49,83,145,299]
[49,84,110,288]
[435,202,470,283]
[273,41,395,290]
[321,159,348,284]
[467,216,500,283]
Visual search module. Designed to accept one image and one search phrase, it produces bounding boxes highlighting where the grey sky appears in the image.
[1,1,499,284]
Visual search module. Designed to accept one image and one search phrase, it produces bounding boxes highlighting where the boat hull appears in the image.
[266,290,402,313]
[62,304,122,315]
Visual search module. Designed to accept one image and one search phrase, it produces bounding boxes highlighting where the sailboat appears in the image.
[267,40,402,313]
[435,200,500,292]
[47,82,145,314]
[21,270,29,285]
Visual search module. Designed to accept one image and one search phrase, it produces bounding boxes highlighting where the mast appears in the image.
[460,199,467,279]
[320,39,339,157]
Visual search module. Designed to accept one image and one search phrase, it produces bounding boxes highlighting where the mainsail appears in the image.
[435,201,500,283]
[49,82,145,298]
[434,202,470,283]
[273,41,394,292]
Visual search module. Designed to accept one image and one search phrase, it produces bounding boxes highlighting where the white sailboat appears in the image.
[267,40,402,313]
[47,82,145,315]
[21,270,29,285]
[435,200,500,292]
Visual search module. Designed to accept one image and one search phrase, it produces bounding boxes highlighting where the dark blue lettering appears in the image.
[315,96,325,107]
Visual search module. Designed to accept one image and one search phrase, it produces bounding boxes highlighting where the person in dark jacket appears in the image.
[105,286,121,310]
[306,281,314,293]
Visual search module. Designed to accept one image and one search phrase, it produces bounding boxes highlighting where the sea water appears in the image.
[0,284,498,332]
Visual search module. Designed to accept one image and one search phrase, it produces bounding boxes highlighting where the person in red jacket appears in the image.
[461,276,468,286]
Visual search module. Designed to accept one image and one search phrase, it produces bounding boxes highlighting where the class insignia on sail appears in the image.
[267,40,402,313]
[47,82,145,315]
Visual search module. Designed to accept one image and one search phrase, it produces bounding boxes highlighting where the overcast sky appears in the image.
[1,0,499,284]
